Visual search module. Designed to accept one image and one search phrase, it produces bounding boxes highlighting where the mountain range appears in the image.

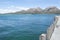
[12,6,60,14]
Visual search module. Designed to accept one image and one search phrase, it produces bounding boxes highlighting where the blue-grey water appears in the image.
[0,14,59,40]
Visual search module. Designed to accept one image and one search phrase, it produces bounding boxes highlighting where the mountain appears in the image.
[15,7,43,14]
[14,6,60,14]
[43,6,60,13]
[26,7,42,13]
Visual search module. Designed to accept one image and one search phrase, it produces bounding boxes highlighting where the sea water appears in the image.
[0,14,58,40]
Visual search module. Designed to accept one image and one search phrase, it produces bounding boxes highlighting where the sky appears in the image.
[0,0,60,13]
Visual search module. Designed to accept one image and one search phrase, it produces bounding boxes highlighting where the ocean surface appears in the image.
[0,14,59,40]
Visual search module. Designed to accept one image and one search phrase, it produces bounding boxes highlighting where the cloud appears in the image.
[0,5,29,14]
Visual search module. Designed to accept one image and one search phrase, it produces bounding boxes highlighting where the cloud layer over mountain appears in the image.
[0,6,29,13]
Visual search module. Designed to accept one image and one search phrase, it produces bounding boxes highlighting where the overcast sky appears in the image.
[0,0,60,13]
